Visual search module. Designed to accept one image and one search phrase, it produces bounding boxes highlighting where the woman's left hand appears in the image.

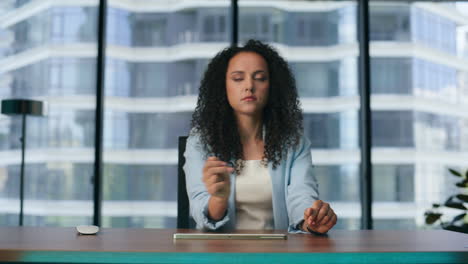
[302,200,337,234]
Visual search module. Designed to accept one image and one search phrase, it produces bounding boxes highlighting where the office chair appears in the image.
[177,136,195,229]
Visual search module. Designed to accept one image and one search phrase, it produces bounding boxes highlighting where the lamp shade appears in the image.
[1,99,45,116]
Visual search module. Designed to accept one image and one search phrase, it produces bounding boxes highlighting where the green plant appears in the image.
[424,169,468,233]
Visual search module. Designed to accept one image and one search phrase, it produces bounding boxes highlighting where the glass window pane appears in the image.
[0,3,97,226]
[240,0,360,230]
[102,0,229,228]
[370,1,468,230]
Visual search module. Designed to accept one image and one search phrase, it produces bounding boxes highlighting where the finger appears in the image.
[203,161,229,176]
[203,167,232,184]
[303,208,313,228]
[314,225,330,234]
[307,215,314,227]
[207,156,220,161]
[310,214,336,234]
[306,221,327,234]
[306,210,317,226]
[318,214,337,232]
[315,203,330,225]
[310,200,322,223]
[206,174,220,185]
[204,168,224,183]
[209,181,228,196]
[205,160,229,169]
[319,209,334,226]
[303,207,313,219]
[206,174,228,185]
[207,166,234,175]
[203,159,227,175]
[325,214,337,229]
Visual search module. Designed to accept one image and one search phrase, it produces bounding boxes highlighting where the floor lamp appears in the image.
[1,99,45,226]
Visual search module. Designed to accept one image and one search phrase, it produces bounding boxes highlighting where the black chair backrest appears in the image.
[177,136,195,229]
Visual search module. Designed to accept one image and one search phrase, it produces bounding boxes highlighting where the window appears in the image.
[241,0,360,229]
[292,61,340,97]
[239,9,273,43]
[200,9,228,42]
[2,0,465,231]
[0,3,97,226]
[372,111,414,147]
[371,58,412,95]
[132,13,167,46]
[373,165,414,202]
[370,5,410,41]
[101,2,229,228]
[370,1,468,230]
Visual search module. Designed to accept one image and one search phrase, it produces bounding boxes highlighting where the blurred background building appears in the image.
[0,0,467,229]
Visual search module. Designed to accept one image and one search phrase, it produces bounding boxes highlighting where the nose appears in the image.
[244,77,255,93]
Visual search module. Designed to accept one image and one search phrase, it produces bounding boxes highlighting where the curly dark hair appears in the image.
[191,39,303,173]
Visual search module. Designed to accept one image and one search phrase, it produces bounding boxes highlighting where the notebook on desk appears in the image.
[173,233,287,240]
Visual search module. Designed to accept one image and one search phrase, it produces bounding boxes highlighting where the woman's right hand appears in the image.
[202,156,234,200]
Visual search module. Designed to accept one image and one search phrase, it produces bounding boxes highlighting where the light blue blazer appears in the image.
[183,132,319,233]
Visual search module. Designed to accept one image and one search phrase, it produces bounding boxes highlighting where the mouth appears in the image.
[242,96,257,102]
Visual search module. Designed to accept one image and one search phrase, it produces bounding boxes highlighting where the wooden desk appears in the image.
[0,227,467,263]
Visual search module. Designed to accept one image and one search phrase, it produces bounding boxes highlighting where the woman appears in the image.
[184,39,337,234]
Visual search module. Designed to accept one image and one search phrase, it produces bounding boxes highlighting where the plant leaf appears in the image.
[444,201,467,210]
[450,213,467,224]
[432,203,440,208]
[449,169,462,177]
[444,195,455,205]
[443,224,468,234]
[456,194,468,202]
[466,170,468,179]
[425,212,442,225]
[456,181,468,188]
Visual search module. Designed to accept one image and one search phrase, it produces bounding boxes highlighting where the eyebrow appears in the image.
[230,70,267,75]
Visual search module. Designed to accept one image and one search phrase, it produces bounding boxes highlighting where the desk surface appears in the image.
[0,227,467,264]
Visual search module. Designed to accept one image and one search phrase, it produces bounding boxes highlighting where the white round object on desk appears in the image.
[76,225,99,235]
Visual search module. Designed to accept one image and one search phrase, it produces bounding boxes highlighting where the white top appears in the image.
[235,160,274,230]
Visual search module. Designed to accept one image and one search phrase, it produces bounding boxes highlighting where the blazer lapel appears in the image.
[268,159,288,230]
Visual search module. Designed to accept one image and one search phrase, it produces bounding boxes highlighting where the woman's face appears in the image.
[225,51,269,117]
